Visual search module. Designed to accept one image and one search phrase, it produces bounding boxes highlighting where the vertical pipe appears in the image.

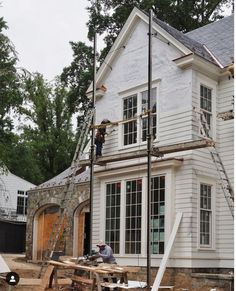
[147,9,153,290]
[89,32,96,254]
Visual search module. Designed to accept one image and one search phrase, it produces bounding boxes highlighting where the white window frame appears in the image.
[98,167,173,258]
[197,176,216,250]
[197,76,216,140]
[104,181,122,254]
[16,190,28,215]
[118,81,160,150]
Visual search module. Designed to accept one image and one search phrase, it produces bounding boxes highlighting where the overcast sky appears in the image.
[1,0,94,81]
[1,1,233,82]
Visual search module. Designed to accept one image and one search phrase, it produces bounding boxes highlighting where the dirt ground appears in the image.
[0,253,42,291]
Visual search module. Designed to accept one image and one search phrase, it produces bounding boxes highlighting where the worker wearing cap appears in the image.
[96,241,117,264]
[96,241,117,291]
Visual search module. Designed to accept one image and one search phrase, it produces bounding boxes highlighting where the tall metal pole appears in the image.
[89,32,96,254]
[147,9,153,290]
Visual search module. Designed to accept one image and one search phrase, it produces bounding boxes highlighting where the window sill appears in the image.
[197,247,216,251]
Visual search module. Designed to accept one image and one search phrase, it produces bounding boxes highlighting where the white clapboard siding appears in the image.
[217,75,234,261]
[0,172,35,210]
[91,11,234,269]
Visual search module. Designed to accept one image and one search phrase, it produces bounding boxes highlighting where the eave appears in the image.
[95,158,183,178]
[173,53,225,79]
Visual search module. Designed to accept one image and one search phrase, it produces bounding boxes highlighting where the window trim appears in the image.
[197,76,216,140]
[16,190,28,216]
[118,81,160,150]
[99,167,173,258]
[197,176,216,250]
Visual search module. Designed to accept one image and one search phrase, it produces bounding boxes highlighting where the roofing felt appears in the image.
[150,14,217,65]
[34,167,90,190]
[186,15,234,67]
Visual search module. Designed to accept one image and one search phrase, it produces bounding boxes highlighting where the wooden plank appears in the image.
[18,278,42,285]
[101,282,121,288]
[78,211,85,256]
[18,278,71,286]
[41,265,54,289]
[151,213,182,291]
[71,275,94,285]
[152,139,214,156]
[79,139,214,166]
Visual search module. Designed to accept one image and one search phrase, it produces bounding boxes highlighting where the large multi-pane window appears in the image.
[16,190,27,215]
[151,175,165,254]
[200,85,212,137]
[125,179,142,254]
[105,182,121,253]
[123,88,157,145]
[200,183,212,247]
[104,175,166,255]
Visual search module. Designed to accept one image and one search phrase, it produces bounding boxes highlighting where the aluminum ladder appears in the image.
[196,108,234,218]
[38,106,94,278]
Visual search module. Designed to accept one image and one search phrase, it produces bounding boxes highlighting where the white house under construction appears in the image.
[26,7,234,290]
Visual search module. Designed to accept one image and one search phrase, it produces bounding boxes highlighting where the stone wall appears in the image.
[25,182,89,260]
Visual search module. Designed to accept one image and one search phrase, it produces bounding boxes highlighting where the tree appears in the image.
[18,73,76,184]
[87,0,233,60]
[0,16,22,171]
[60,41,94,126]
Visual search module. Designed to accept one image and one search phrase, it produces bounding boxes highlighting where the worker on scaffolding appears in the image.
[94,119,110,157]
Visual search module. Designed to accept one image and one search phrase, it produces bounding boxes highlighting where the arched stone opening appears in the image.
[73,200,90,257]
[32,203,67,261]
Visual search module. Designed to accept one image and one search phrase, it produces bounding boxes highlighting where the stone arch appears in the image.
[73,199,90,257]
[32,203,62,261]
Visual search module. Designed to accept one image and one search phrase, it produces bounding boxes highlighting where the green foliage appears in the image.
[87,0,233,60]
[1,0,232,184]
[17,73,76,184]
[0,17,21,131]
[0,16,23,173]
[60,41,94,125]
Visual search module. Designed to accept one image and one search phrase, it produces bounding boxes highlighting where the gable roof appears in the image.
[149,12,216,65]
[89,7,232,92]
[186,15,234,68]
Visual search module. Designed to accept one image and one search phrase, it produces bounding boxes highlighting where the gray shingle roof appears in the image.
[150,11,234,68]
[35,167,90,189]
[151,15,217,65]
[186,15,234,67]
